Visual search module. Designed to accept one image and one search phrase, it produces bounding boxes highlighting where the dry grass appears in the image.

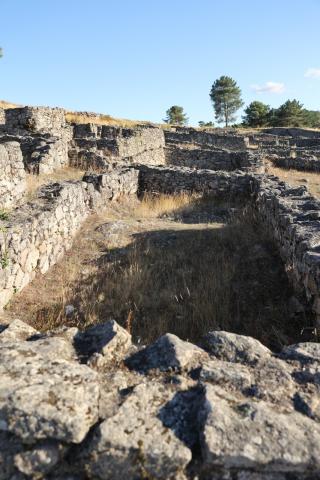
[0,100,21,109]
[135,193,197,218]
[5,195,300,350]
[25,167,85,200]
[65,111,152,128]
[266,164,320,198]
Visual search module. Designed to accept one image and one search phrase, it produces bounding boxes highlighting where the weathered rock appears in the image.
[0,431,24,480]
[293,390,320,420]
[199,359,252,390]
[75,320,132,366]
[250,357,295,403]
[0,342,99,444]
[202,331,271,365]
[126,333,208,372]
[200,385,320,472]
[281,342,320,363]
[14,441,62,477]
[82,382,192,479]
[0,319,38,343]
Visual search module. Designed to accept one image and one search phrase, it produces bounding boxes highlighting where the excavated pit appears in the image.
[4,192,304,351]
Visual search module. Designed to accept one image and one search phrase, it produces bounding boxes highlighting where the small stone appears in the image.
[14,441,62,476]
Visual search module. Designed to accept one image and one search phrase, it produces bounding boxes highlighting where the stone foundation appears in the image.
[0,168,139,308]
[164,126,250,150]
[70,124,166,168]
[0,142,26,209]
[165,144,265,172]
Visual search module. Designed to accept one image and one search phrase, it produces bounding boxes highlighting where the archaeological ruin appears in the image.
[0,105,320,479]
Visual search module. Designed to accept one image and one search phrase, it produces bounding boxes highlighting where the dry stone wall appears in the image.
[0,141,26,209]
[0,107,72,174]
[70,124,166,169]
[253,176,320,325]
[164,126,250,150]
[135,164,253,199]
[0,168,139,308]
[271,154,320,172]
[135,164,320,324]
[165,144,265,172]
[2,106,67,136]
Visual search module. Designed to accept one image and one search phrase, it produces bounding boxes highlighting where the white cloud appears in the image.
[251,81,285,94]
[304,68,320,79]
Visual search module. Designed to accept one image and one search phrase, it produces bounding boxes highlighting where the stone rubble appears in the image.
[0,318,318,479]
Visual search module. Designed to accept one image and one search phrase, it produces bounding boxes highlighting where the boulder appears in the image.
[75,320,132,366]
[202,331,271,365]
[281,342,320,364]
[126,333,208,372]
[0,319,38,343]
[199,385,320,472]
[82,382,192,479]
[0,342,99,444]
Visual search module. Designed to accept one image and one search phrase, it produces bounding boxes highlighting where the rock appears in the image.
[199,359,252,390]
[250,357,295,403]
[27,336,77,361]
[199,385,320,472]
[82,382,192,479]
[126,333,208,372]
[75,320,131,366]
[281,342,320,363]
[293,390,320,421]
[202,331,271,365]
[0,431,24,479]
[0,319,38,343]
[14,441,62,477]
[0,342,100,444]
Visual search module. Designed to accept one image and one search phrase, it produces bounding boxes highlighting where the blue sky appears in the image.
[1,0,320,125]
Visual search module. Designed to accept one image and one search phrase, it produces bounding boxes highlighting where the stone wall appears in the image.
[134,164,253,199]
[271,155,320,172]
[135,164,320,323]
[0,142,26,210]
[253,176,320,324]
[0,107,73,174]
[164,127,250,150]
[70,124,166,169]
[2,106,67,136]
[0,168,139,308]
[165,144,265,172]
[0,107,5,125]
[264,127,320,139]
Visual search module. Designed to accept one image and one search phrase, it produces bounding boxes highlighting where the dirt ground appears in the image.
[2,194,304,351]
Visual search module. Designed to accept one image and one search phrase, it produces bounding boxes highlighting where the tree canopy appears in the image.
[274,99,306,127]
[209,76,244,127]
[242,101,270,127]
[198,120,214,128]
[163,105,188,126]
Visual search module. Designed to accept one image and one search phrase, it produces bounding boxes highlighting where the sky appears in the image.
[1,0,320,125]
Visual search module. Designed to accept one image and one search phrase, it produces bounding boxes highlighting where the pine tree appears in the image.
[163,106,188,126]
[242,101,270,127]
[209,76,244,127]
